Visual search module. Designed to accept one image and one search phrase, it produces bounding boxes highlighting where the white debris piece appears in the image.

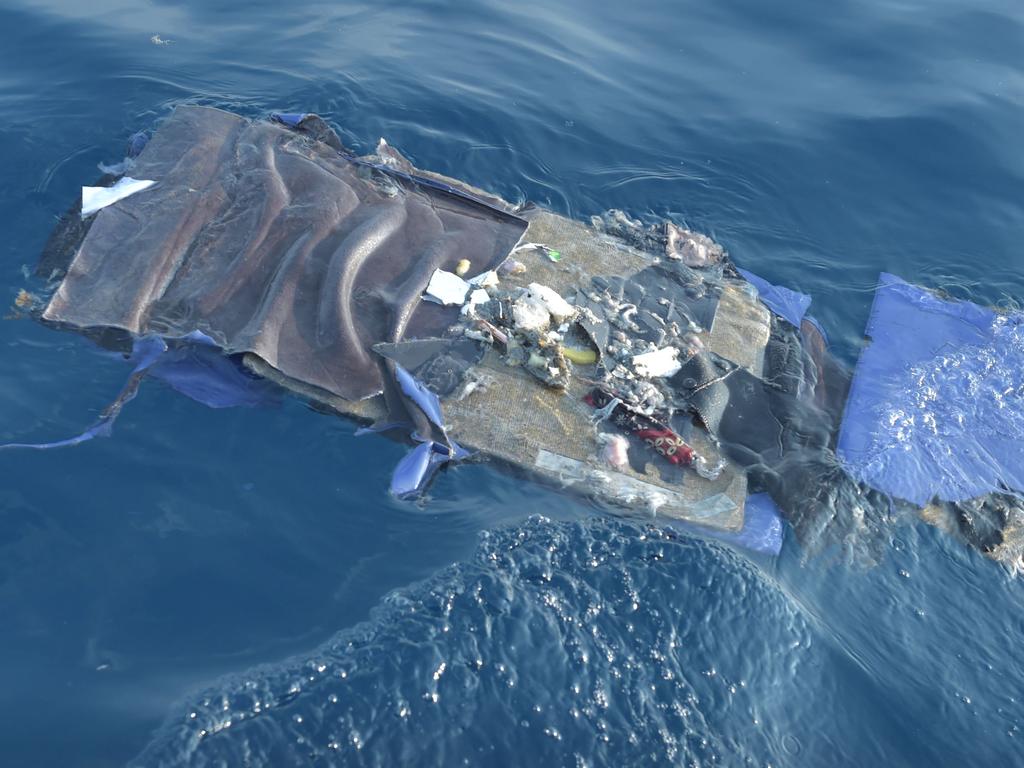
[526,283,575,323]
[511,242,560,262]
[632,346,681,377]
[460,288,491,316]
[665,223,723,268]
[512,295,551,332]
[423,268,471,305]
[376,137,413,171]
[468,270,500,288]
[511,241,548,255]
[81,177,157,218]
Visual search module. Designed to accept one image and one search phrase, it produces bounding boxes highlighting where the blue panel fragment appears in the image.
[737,268,812,329]
[838,272,1024,505]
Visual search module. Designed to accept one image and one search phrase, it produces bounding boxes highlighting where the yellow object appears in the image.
[14,289,34,309]
[455,258,471,276]
[562,345,598,365]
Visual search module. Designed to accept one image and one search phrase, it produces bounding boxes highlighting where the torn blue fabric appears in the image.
[0,334,279,452]
[389,440,471,498]
[149,346,280,409]
[395,364,445,431]
[178,329,218,347]
[270,112,307,128]
[0,335,165,452]
[737,268,812,329]
[0,418,116,451]
[838,273,1024,505]
[129,335,168,371]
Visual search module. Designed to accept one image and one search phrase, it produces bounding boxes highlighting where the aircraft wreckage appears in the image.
[9,105,1024,566]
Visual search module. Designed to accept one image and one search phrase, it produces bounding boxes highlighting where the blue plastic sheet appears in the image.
[838,272,1024,505]
[737,268,812,328]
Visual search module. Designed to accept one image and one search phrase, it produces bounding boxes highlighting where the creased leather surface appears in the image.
[44,106,527,401]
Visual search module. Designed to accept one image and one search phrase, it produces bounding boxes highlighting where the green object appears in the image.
[546,249,562,262]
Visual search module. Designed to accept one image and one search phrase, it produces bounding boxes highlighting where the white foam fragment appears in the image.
[526,283,575,323]
[633,347,681,377]
[512,295,551,331]
[423,269,471,305]
[81,177,157,218]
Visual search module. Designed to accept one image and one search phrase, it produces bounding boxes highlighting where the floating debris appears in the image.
[498,258,527,276]
[666,222,724,268]
[468,270,499,288]
[423,268,471,306]
[525,283,575,323]
[81,177,157,217]
[632,346,681,378]
[562,344,598,365]
[14,289,35,309]
[512,242,562,262]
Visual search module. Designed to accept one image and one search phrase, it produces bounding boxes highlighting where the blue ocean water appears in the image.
[1,0,1023,765]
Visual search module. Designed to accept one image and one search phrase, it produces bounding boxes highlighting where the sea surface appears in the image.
[1,0,1023,766]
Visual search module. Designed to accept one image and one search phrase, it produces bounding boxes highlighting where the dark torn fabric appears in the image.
[43,106,527,402]
[671,342,834,469]
[592,262,722,335]
[373,337,485,396]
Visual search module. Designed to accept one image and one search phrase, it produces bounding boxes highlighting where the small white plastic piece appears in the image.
[632,346,681,377]
[423,268,471,305]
